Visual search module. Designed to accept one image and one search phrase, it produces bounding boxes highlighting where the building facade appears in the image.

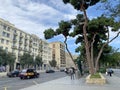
[0,18,52,70]
[65,52,78,68]
[49,42,66,69]
[41,40,52,69]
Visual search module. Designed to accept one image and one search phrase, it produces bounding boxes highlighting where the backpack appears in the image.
[69,68,74,74]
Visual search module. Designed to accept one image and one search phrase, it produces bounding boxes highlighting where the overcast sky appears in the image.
[0,0,120,54]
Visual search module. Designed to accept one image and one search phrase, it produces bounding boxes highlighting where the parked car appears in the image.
[7,70,20,77]
[19,69,39,79]
[46,69,55,73]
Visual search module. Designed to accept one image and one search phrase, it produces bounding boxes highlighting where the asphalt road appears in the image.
[0,71,66,90]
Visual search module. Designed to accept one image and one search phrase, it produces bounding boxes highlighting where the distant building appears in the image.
[49,42,66,69]
[65,52,78,68]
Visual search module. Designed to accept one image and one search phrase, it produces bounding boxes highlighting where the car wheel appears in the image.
[20,77,23,79]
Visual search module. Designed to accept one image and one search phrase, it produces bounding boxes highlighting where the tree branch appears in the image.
[95,31,120,71]
[90,33,97,67]
[64,36,77,68]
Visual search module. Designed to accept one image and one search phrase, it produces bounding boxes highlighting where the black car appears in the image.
[7,70,20,77]
[19,69,39,79]
[46,69,55,73]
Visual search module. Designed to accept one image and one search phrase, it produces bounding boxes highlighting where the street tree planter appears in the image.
[86,73,106,85]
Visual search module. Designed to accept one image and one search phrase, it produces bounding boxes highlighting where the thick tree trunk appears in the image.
[90,34,97,72]
[82,9,95,74]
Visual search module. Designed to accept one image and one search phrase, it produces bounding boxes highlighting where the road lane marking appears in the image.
[33,81,38,85]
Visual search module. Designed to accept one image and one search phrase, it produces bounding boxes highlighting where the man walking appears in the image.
[69,67,75,80]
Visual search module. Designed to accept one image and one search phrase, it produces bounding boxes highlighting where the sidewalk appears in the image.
[20,74,120,90]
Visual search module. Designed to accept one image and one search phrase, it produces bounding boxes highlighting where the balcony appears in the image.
[12,46,17,49]
[20,34,24,38]
[19,41,23,44]
[18,53,22,57]
[13,39,17,43]
[29,38,33,42]
[25,36,28,40]
[29,44,32,47]
[24,42,28,46]
[24,48,28,52]
[29,49,32,52]
[14,32,18,36]
[19,47,22,51]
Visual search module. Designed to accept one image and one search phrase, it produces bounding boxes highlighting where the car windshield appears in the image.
[21,69,27,73]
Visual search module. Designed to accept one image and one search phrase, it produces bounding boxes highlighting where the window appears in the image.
[2,31,10,38]
[6,40,9,45]
[3,25,7,30]
[0,46,3,49]
[7,27,10,31]
[7,33,10,38]
[14,30,16,33]
[2,31,6,36]
[1,39,4,44]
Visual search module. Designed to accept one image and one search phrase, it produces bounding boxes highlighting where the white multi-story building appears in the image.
[0,18,52,70]
[41,40,52,69]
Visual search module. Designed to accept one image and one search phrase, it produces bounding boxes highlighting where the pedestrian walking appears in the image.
[69,67,75,80]
[108,68,113,77]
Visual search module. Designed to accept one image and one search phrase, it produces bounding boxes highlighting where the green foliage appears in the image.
[63,0,100,10]
[98,67,106,73]
[44,28,55,39]
[49,60,57,67]
[90,73,101,78]
[44,20,71,39]
[0,48,15,66]
[100,48,120,67]
[20,53,34,68]
[35,56,43,66]
[57,21,71,37]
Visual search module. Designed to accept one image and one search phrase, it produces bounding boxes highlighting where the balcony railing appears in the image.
[12,46,17,49]
[18,53,22,57]
[13,39,17,43]
[20,34,24,38]
[24,42,28,46]
[19,41,23,44]
[19,47,22,51]
[25,36,28,40]
[14,32,18,36]
[29,44,32,47]
[24,48,28,52]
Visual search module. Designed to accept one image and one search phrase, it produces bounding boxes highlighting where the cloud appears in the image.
[0,0,77,39]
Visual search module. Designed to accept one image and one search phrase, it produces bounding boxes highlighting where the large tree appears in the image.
[20,53,34,68]
[44,0,120,74]
[62,0,120,74]
[0,48,15,71]
[34,55,43,69]
[49,60,57,68]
